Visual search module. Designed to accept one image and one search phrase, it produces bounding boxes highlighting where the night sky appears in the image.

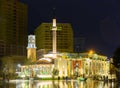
[20,0,120,57]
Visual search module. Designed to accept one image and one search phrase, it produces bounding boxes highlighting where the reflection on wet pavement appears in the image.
[0,79,119,88]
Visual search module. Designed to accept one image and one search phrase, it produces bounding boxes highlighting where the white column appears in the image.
[52,19,57,58]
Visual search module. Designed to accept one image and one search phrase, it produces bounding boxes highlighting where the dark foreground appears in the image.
[0,79,119,88]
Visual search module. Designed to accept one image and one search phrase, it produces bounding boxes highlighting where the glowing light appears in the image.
[20,75,25,78]
[89,50,94,54]
[44,54,55,58]
[52,19,56,29]
[17,64,21,67]
[40,57,52,62]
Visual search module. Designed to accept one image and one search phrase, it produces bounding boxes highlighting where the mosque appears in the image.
[19,18,110,80]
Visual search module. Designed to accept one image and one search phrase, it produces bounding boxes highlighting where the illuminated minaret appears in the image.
[27,35,37,62]
[52,18,57,58]
[51,8,57,56]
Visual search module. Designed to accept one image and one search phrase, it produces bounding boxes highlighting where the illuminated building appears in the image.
[27,35,37,62]
[20,18,111,80]
[61,53,109,79]
[21,57,54,78]
[0,0,27,57]
[34,22,73,53]
[20,51,110,79]
[55,54,68,77]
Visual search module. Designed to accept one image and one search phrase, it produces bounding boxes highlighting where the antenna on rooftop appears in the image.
[53,8,56,19]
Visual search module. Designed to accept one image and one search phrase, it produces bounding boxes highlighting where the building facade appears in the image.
[20,52,110,80]
[34,23,73,54]
[0,0,27,57]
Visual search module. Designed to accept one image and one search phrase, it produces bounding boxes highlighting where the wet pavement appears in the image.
[0,79,119,88]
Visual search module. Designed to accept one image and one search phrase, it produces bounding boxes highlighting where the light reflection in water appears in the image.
[2,79,118,88]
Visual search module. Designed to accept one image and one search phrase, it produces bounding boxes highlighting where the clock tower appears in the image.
[27,35,37,62]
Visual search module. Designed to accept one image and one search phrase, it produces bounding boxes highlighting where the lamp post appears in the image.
[17,64,21,76]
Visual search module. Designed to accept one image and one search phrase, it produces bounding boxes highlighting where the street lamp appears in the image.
[89,50,94,54]
[16,64,21,77]
[17,64,21,68]
[88,50,94,58]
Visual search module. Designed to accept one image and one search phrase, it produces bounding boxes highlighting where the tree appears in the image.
[113,47,120,82]
[113,47,120,68]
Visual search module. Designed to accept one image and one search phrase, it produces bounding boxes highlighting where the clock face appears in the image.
[29,37,35,43]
